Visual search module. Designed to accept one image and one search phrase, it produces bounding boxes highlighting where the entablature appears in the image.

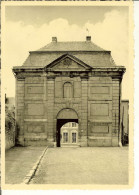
[13,66,125,80]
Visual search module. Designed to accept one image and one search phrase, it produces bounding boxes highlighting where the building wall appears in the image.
[88,76,113,146]
[24,76,48,146]
[15,73,121,147]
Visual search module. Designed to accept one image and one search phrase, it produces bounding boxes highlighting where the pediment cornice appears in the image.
[44,53,92,71]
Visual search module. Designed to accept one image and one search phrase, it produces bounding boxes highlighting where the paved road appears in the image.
[5,146,46,184]
[30,147,128,184]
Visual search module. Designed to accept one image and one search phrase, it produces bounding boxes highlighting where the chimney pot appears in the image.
[52,37,57,42]
[86,36,91,42]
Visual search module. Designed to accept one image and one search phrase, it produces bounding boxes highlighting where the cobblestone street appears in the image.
[30,147,128,185]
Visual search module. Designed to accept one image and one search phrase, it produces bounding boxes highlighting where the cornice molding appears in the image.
[13,66,126,79]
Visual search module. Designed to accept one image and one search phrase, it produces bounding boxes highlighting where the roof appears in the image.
[22,51,116,68]
[34,41,107,52]
[14,38,118,69]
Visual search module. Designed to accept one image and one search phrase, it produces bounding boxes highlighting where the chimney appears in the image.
[52,37,57,42]
[86,36,91,42]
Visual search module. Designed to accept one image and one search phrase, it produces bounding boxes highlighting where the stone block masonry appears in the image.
[13,37,125,147]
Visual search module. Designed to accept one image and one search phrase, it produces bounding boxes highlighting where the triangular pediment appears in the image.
[45,54,92,71]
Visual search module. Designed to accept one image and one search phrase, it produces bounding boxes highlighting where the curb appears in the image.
[22,146,48,184]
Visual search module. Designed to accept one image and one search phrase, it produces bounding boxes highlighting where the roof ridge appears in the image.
[35,40,106,52]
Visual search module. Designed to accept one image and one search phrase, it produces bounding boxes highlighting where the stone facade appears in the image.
[13,36,125,147]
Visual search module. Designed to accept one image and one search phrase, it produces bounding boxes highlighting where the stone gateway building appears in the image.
[13,36,125,147]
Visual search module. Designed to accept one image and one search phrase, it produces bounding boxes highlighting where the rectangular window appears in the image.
[63,132,68,143]
[72,133,76,143]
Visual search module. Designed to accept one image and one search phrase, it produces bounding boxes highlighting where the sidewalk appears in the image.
[5,146,46,184]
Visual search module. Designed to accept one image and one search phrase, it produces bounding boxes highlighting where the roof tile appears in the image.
[36,41,107,52]
[20,40,117,68]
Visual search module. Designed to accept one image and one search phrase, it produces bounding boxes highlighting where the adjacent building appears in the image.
[61,122,79,147]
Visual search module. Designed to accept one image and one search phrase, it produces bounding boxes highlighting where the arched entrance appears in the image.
[56,109,78,147]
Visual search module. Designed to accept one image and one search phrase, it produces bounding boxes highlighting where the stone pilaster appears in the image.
[43,75,48,141]
[112,78,121,146]
[80,76,88,146]
[47,76,55,146]
[16,78,25,146]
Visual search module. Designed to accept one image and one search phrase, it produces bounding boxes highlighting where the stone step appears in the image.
[61,143,80,148]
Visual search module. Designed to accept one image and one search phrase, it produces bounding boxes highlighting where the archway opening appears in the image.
[56,108,78,147]
[56,119,78,147]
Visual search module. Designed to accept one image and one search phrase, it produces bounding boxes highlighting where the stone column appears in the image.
[47,76,55,146]
[80,76,88,147]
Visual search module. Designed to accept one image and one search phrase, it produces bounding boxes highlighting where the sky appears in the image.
[3,5,130,99]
